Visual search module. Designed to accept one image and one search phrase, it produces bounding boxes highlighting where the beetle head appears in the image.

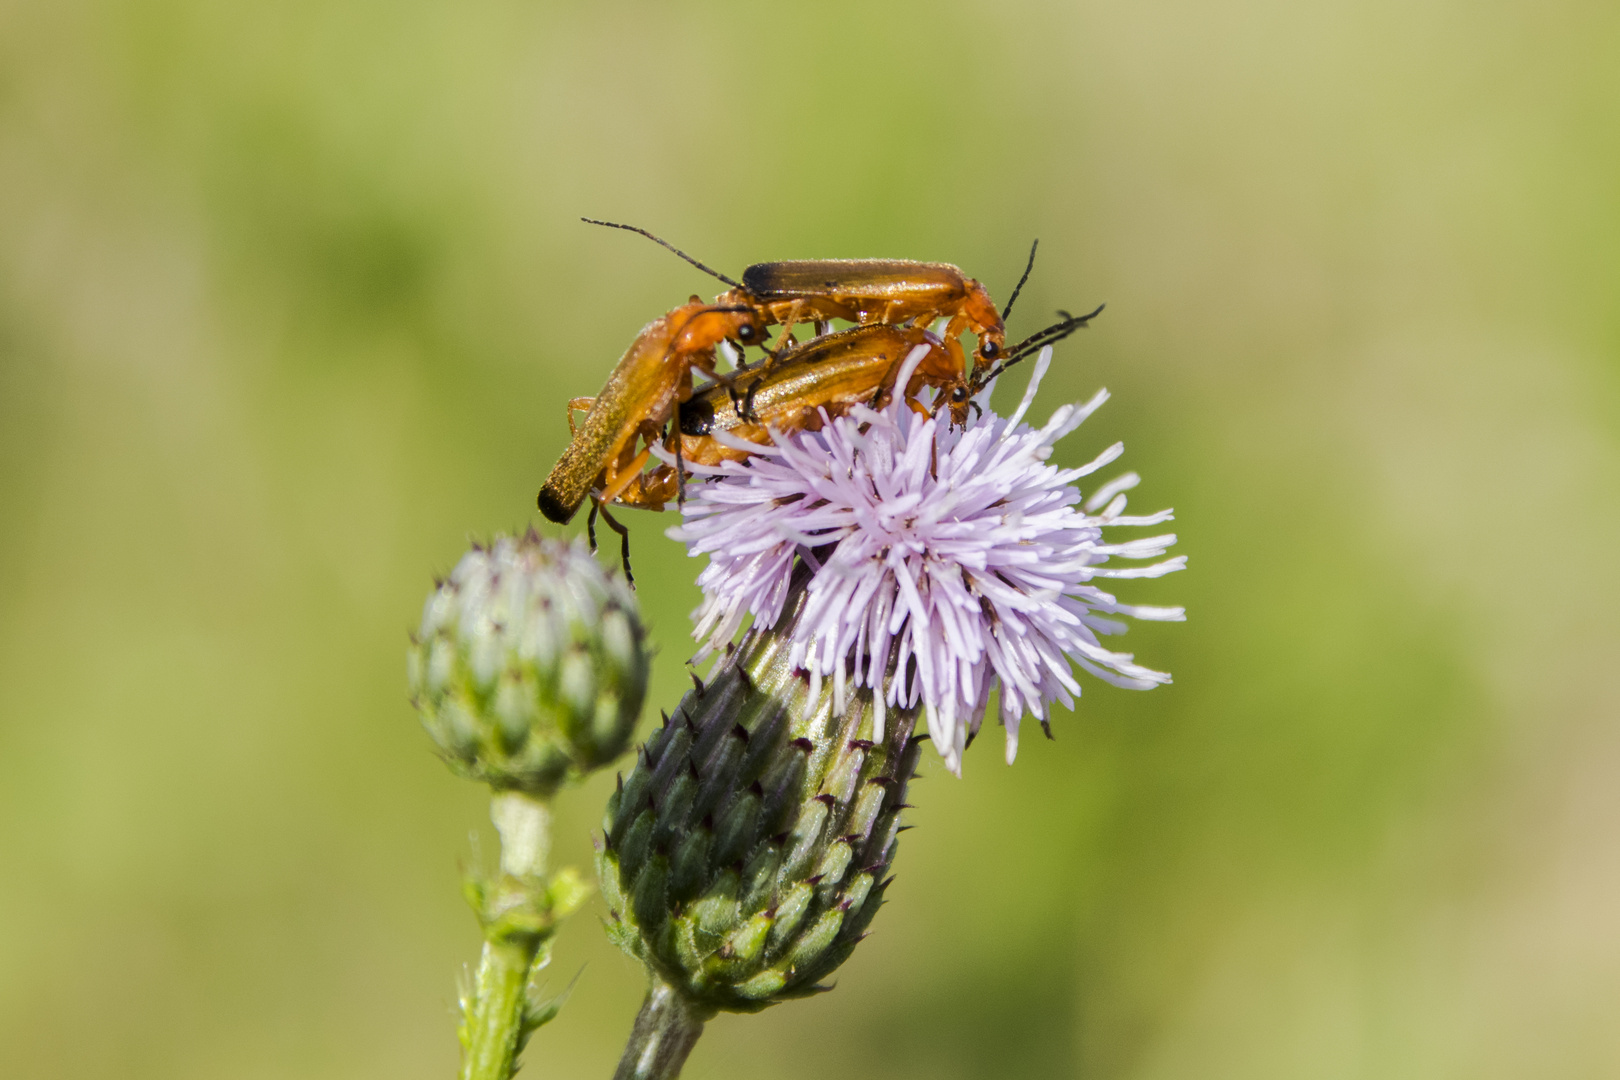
[960,280,1007,367]
[972,327,1009,372]
[905,331,977,428]
[964,304,1106,403]
[726,307,768,349]
[943,378,978,427]
[676,304,767,354]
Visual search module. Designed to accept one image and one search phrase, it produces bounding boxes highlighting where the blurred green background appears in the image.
[3,0,1618,1077]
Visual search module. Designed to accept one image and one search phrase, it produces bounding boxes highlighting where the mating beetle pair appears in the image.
[537,220,1101,580]
[623,310,1102,516]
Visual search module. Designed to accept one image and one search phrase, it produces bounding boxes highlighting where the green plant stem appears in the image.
[612,979,711,1080]
[491,790,550,879]
[460,792,552,1080]
[461,938,543,1080]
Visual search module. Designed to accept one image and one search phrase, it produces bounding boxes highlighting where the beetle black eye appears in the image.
[951,387,969,402]
[737,324,756,342]
[980,340,1000,359]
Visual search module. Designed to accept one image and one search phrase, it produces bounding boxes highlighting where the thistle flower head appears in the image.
[409,532,649,796]
[669,346,1186,774]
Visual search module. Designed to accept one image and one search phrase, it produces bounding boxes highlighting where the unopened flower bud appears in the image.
[598,582,921,1014]
[410,532,649,797]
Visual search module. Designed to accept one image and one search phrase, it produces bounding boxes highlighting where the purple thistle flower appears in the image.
[666,345,1186,774]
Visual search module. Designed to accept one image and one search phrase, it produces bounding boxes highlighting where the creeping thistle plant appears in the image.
[412,345,1182,1080]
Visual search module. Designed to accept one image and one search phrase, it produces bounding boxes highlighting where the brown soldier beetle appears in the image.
[544,221,1058,580]
[613,304,1105,511]
[580,219,1042,419]
[535,296,767,581]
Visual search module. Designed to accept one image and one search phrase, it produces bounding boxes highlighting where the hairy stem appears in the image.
[459,792,552,1080]
[461,939,542,1080]
[492,790,550,878]
[612,980,710,1080]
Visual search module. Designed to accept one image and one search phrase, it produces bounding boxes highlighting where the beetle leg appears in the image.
[567,397,595,438]
[597,445,655,506]
[586,502,600,552]
[725,380,751,418]
[656,417,690,507]
[608,434,681,513]
[742,378,764,423]
[597,504,634,585]
[673,428,688,507]
[728,353,771,422]
[611,469,668,512]
[691,352,738,396]
[769,299,806,357]
[655,466,678,506]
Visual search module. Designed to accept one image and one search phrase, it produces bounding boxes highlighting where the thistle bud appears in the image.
[598,586,921,1014]
[409,531,649,797]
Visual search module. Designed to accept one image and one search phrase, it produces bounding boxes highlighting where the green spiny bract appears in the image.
[409,531,648,797]
[597,619,922,1015]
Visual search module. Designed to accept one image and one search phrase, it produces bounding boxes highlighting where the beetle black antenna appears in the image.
[581,218,744,290]
[976,302,1104,386]
[1000,239,1039,322]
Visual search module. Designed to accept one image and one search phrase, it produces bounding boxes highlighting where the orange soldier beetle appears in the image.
[535,297,767,580]
[684,322,954,455]
[613,304,1105,511]
[581,220,1040,393]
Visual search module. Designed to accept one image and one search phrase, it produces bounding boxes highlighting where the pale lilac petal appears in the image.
[666,360,1185,774]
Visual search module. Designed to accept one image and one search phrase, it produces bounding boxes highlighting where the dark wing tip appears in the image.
[537,487,578,525]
